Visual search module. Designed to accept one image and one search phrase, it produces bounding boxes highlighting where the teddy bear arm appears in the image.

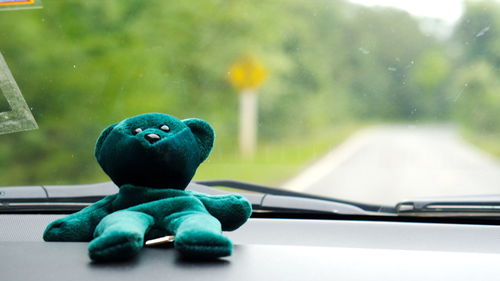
[43,194,117,242]
[193,193,252,231]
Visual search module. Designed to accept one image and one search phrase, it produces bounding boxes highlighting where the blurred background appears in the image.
[1,0,500,203]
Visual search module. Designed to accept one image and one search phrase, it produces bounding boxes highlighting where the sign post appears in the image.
[238,89,258,157]
[228,54,267,158]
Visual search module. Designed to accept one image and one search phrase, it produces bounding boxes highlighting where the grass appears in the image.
[460,128,500,158]
[194,123,361,187]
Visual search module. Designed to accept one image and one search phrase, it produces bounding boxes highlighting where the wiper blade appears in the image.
[0,201,92,213]
[197,179,393,213]
[0,180,390,216]
[194,180,376,215]
[0,196,104,213]
[396,194,500,216]
[0,182,117,213]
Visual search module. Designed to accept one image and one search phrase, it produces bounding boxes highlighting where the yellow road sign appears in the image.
[0,0,42,10]
[0,0,35,6]
[228,54,267,91]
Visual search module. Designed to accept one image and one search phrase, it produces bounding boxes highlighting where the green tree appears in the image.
[450,0,500,135]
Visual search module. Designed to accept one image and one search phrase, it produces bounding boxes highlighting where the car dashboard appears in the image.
[2,212,500,280]
[2,181,500,280]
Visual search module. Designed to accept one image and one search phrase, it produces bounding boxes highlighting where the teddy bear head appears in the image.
[94,113,215,189]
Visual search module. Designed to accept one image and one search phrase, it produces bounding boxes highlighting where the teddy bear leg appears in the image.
[88,210,154,261]
[167,212,232,259]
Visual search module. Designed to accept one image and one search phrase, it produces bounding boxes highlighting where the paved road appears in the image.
[282,125,500,206]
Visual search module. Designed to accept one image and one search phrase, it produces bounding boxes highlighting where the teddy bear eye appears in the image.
[132,128,143,135]
[160,125,170,132]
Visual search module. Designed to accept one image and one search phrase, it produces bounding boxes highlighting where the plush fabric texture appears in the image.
[43,113,252,261]
[94,113,215,189]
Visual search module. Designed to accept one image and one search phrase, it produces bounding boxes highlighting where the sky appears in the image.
[348,0,465,24]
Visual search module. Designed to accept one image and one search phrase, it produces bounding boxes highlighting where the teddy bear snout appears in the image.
[145,133,161,144]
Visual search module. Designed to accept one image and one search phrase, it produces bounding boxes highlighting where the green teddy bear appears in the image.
[43,113,252,261]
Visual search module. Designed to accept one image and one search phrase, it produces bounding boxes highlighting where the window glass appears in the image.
[1,0,500,205]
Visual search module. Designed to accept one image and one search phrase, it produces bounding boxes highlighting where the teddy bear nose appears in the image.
[145,133,161,144]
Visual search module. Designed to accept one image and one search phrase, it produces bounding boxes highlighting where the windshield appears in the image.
[1,0,500,207]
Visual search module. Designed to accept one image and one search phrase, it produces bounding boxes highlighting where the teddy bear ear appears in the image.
[94,122,118,158]
[183,118,215,163]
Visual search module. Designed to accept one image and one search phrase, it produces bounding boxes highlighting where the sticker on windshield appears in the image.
[0,0,42,11]
[0,52,38,135]
[0,91,10,112]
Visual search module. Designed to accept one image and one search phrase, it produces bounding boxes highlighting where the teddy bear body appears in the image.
[43,113,252,261]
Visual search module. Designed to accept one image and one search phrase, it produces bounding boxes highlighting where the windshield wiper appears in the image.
[396,195,500,217]
[0,182,116,213]
[197,180,393,213]
[0,181,391,215]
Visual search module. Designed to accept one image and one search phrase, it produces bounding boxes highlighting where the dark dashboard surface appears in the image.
[2,214,500,281]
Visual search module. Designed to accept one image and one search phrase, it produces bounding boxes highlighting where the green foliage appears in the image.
[453,0,500,66]
[2,0,498,186]
[449,1,500,145]
[411,49,452,119]
[453,61,500,131]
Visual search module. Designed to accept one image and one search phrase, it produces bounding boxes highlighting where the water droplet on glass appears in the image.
[475,26,490,37]
[358,47,370,55]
